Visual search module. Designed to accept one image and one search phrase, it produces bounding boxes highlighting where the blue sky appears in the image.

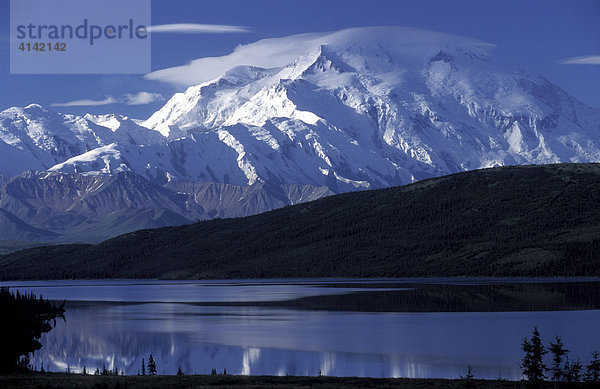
[0,0,599,119]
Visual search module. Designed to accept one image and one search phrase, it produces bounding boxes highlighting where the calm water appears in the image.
[2,278,600,379]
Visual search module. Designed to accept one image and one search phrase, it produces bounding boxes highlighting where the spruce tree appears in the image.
[148,354,157,375]
[141,358,146,375]
[573,358,583,382]
[521,327,547,382]
[564,357,583,382]
[548,335,568,381]
[585,351,600,382]
[460,366,475,389]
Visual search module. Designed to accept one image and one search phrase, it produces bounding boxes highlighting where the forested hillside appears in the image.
[1,163,599,280]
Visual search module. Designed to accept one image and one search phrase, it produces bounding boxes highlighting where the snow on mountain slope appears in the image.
[84,113,166,145]
[138,26,600,190]
[2,27,600,193]
[48,144,127,174]
[0,105,165,177]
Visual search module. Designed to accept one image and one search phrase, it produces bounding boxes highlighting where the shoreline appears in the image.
[2,276,600,282]
[0,372,552,388]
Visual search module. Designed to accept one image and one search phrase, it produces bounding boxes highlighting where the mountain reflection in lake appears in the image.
[3,279,600,379]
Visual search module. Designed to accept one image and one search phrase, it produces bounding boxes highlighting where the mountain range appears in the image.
[1,26,599,244]
[0,170,330,244]
[2,163,598,280]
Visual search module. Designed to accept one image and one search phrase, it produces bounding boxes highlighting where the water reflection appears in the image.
[28,300,600,379]
[2,279,385,303]
[266,281,600,312]
[2,279,598,379]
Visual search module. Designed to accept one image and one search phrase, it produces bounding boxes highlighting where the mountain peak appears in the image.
[430,50,455,64]
[136,27,600,191]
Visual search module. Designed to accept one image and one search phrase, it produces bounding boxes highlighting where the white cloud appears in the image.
[147,23,250,34]
[51,97,117,107]
[124,92,163,105]
[144,26,494,86]
[51,92,163,107]
[560,55,600,65]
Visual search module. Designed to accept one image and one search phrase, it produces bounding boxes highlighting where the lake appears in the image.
[2,278,600,379]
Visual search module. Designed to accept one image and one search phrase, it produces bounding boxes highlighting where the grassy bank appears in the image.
[0,372,576,389]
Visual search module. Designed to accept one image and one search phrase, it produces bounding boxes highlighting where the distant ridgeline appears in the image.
[0,287,64,372]
[0,163,599,280]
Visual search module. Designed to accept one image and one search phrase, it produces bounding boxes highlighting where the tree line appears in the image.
[521,327,600,384]
[0,287,64,373]
[2,164,600,280]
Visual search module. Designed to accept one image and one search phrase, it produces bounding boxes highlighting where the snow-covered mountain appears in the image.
[140,26,600,190]
[3,27,600,191]
[0,105,164,177]
[1,26,600,242]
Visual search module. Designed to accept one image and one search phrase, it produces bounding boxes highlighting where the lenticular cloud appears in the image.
[145,26,494,86]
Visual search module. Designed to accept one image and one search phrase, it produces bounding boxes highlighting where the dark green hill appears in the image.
[1,163,599,280]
